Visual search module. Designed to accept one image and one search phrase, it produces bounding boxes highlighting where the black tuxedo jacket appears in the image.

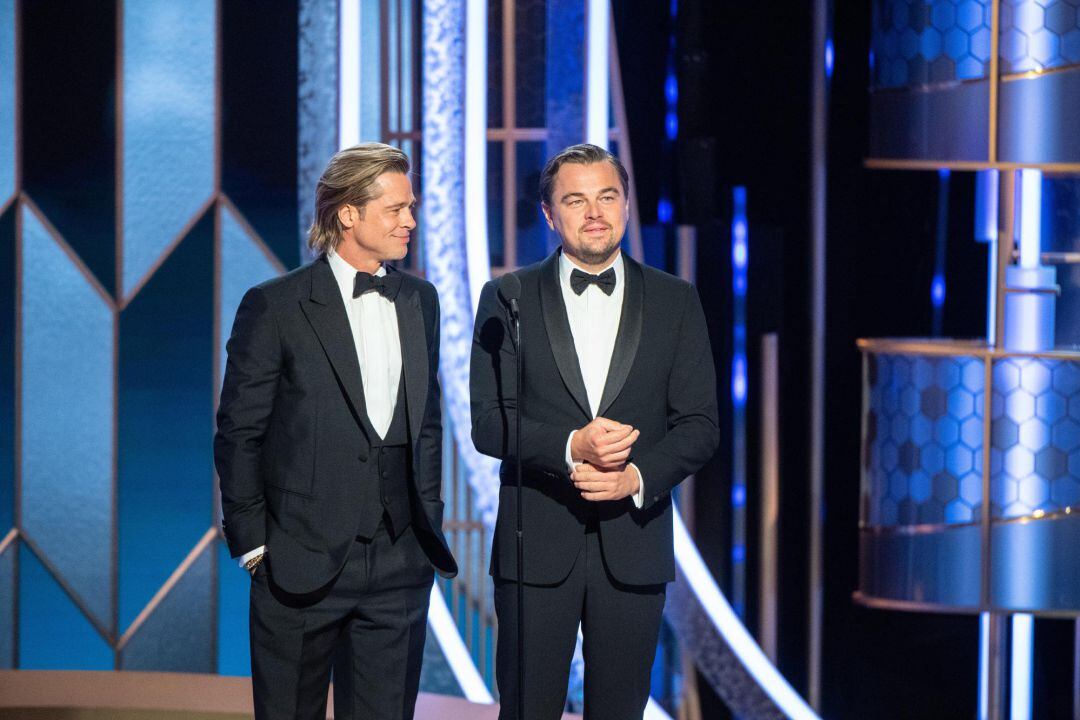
[214,256,457,595]
[470,250,719,586]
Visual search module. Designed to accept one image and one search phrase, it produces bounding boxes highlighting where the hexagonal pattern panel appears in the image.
[872,0,993,89]
[864,354,986,526]
[1000,0,1080,73]
[991,357,1080,517]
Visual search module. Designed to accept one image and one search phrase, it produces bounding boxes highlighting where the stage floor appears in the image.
[0,671,583,720]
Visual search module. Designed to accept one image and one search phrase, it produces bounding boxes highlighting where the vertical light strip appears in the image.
[338,0,361,149]
[1018,169,1042,269]
[731,187,748,618]
[979,612,991,720]
[464,0,490,312]
[1008,169,1041,720]
[1010,614,1033,720]
[585,0,609,148]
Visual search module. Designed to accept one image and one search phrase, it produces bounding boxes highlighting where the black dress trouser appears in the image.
[494,522,667,720]
[249,520,434,720]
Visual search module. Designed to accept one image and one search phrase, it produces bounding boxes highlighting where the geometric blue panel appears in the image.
[122,0,215,297]
[220,202,282,383]
[20,205,115,633]
[216,539,249,676]
[18,543,112,670]
[0,543,13,668]
[0,0,14,206]
[118,213,214,631]
[119,542,213,672]
[0,206,13,535]
[864,353,985,526]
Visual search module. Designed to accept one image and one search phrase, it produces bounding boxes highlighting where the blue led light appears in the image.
[825,38,834,78]
[665,111,678,140]
[732,544,746,563]
[932,274,945,307]
[732,354,747,406]
[938,168,951,180]
[657,198,673,224]
[665,74,678,104]
[732,484,746,507]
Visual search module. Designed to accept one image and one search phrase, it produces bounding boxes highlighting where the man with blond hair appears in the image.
[215,143,456,720]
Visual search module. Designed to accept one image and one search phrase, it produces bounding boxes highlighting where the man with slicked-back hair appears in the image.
[215,143,456,720]
[471,143,719,719]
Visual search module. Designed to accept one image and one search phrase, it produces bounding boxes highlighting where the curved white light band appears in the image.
[428,583,495,704]
[673,505,821,720]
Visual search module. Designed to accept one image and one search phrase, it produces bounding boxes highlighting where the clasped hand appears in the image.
[570,417,640,502]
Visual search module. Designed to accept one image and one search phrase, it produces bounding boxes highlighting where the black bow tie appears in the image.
[569,268,616,296]
[353,271,401,301]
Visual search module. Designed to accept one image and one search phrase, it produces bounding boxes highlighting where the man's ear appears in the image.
[541,203,555,231]
[337,204,355,229]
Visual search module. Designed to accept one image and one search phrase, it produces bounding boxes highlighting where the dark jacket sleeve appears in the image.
[213,286,280,557]
[631,284,720,508]
[470,279,572,477]
[416,287,444,510]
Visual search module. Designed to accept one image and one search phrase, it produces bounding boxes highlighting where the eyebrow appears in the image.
[558,187,621,203]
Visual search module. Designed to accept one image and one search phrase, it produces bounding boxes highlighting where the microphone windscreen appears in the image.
[497,272,521,304]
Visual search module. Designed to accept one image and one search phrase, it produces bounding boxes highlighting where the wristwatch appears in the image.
[245,553,265,575]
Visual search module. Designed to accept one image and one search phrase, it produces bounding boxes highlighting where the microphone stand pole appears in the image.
[510,298,525,719]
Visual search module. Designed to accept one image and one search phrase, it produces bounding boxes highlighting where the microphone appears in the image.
[497,271,521,319]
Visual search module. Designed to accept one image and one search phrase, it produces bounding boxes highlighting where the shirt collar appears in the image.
[327,249,386,302]
[558,248,624,289]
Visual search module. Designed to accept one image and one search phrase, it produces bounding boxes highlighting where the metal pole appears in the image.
[759,333,780,663]
[808,0,829,707]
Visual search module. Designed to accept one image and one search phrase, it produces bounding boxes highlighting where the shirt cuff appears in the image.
[238,545,266,568]
[628,463,645,509]
[565,430,578,475]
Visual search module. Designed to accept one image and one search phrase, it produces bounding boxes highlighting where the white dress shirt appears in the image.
[239,251,404,567]
[559,251,646,508]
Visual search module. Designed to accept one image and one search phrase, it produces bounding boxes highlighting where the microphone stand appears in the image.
[509,297,525,720]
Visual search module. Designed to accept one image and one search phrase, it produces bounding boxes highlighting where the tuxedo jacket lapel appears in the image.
[393,274,428,445]
[300,257,372,440]
[597,254,644,417]
[538,252,592,420]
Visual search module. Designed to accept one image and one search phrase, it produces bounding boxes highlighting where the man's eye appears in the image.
[569,199,584,207]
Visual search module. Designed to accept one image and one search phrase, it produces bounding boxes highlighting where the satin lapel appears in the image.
[538,252,592,420]
[394,279,428,444]
[299,257,371,439]
[597,254,644,417]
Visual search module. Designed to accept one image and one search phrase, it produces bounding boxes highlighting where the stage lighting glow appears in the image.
[428,584,495,704]
[665,111,678,141]
[1019,169,1042,269]
[465,0,490,312]
[338,0,360,149]
[931,274,945,307]
[825,38,834,78]
[1011,613,1033,720]
[665,75,678,104]
[732,354,747,406]
[658,198,673,224]
[731,484,746,507]
[673,508,822,720]
[978,612,989,720]
[586,0,609,148]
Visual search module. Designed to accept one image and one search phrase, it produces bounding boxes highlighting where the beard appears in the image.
[574,228,622,265]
